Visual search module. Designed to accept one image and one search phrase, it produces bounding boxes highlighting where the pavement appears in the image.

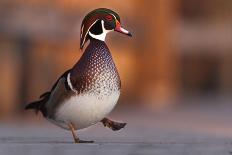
[1,98,232,155]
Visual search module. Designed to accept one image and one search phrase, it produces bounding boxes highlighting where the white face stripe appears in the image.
[88,20,112,41]
[110,13,117,21]
[81,19,99,48]
[81,13,119,48]
[80,25,84,40]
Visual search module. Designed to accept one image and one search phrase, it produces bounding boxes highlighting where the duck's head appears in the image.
[80,8,132,49]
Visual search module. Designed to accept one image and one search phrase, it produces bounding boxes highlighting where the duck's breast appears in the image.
[53,90,120,130]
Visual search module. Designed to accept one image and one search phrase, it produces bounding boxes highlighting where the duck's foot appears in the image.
[68,123,94,143]
[101,118,127,131]
[74,138,94,143]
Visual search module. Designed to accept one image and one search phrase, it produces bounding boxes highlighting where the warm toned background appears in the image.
[0,0,232,119]
[1,1,232,154]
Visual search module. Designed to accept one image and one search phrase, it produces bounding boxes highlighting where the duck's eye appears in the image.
[105,15,113,21]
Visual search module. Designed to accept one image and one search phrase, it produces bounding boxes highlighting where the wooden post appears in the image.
[220,53,232,95]
[17,35,32,112]
[134,0,180,107]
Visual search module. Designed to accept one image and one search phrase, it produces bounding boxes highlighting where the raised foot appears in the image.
[102,118,127,131]
[111,122,127,131]
[74,139,94,143]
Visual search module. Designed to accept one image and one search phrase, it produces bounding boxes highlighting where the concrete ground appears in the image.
[1,98,232,155]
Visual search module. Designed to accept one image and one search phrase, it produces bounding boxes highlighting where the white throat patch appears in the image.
[89,20,112,41]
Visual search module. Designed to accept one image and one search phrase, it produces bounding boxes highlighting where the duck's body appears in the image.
[25,8,132,143]
[46,39,121,130]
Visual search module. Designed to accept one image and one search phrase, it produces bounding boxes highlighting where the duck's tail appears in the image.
[25,96,49,117]
[25,100,42,114]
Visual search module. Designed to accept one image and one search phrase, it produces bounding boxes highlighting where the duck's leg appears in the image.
[68,123,94,143]
[101,118,126,131]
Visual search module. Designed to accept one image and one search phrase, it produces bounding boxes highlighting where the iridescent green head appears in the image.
[80,8,132,49]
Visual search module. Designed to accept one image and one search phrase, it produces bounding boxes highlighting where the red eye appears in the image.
[106,15,113,21]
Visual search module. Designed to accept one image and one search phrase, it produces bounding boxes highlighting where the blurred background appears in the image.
[0,0,232,128]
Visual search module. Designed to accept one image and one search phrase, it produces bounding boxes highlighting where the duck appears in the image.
[25,8,132,143]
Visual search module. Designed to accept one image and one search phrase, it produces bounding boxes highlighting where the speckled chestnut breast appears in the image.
[70,39,121,97]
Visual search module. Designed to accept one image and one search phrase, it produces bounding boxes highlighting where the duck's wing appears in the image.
[25,69,71,116]
[40,69,71,99]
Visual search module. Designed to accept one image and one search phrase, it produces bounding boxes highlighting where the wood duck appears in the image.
[25,8,132,143]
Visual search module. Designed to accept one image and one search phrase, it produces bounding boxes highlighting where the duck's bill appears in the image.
[115,20,132,37]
